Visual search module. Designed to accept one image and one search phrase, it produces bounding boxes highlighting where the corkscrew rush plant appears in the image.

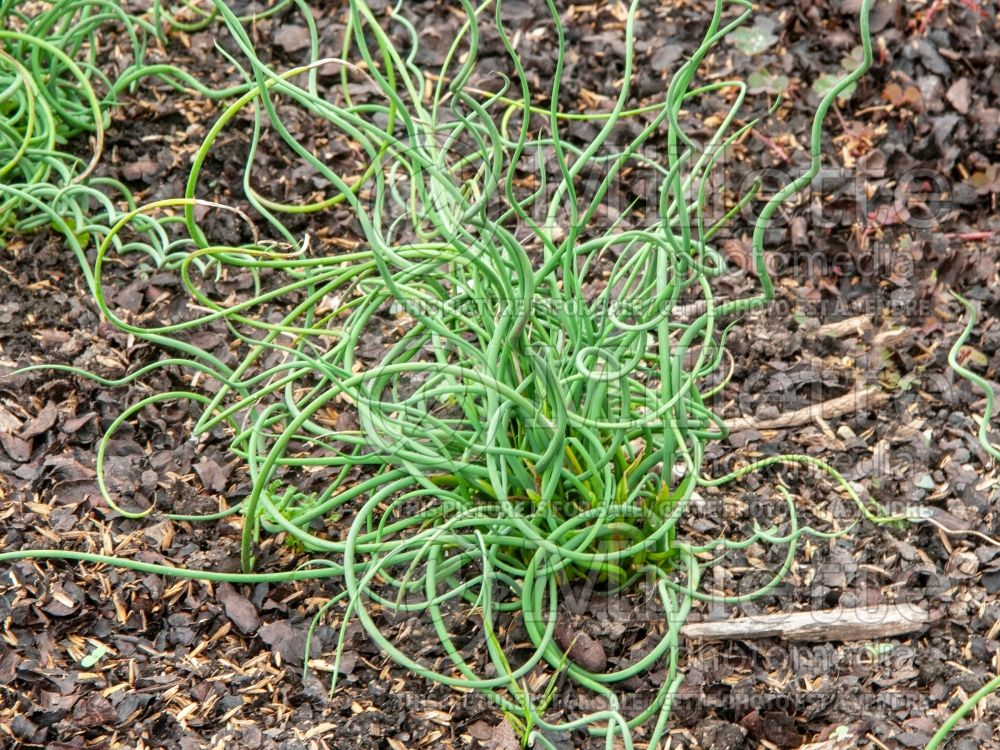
[0,0,304,288]
[8,0,995,747]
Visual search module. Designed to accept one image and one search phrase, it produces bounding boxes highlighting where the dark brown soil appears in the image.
[2,1,999,749]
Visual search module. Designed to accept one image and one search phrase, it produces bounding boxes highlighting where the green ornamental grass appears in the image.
[2,0,999,747]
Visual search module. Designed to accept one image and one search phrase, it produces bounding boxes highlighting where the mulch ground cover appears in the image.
[1,1,999,748]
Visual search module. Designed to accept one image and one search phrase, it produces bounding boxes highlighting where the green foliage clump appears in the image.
[14,2,992,748]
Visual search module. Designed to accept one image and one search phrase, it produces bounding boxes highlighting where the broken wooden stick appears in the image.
[815,314,871,339]
[723,383,889,432]
[681,602,929,643]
